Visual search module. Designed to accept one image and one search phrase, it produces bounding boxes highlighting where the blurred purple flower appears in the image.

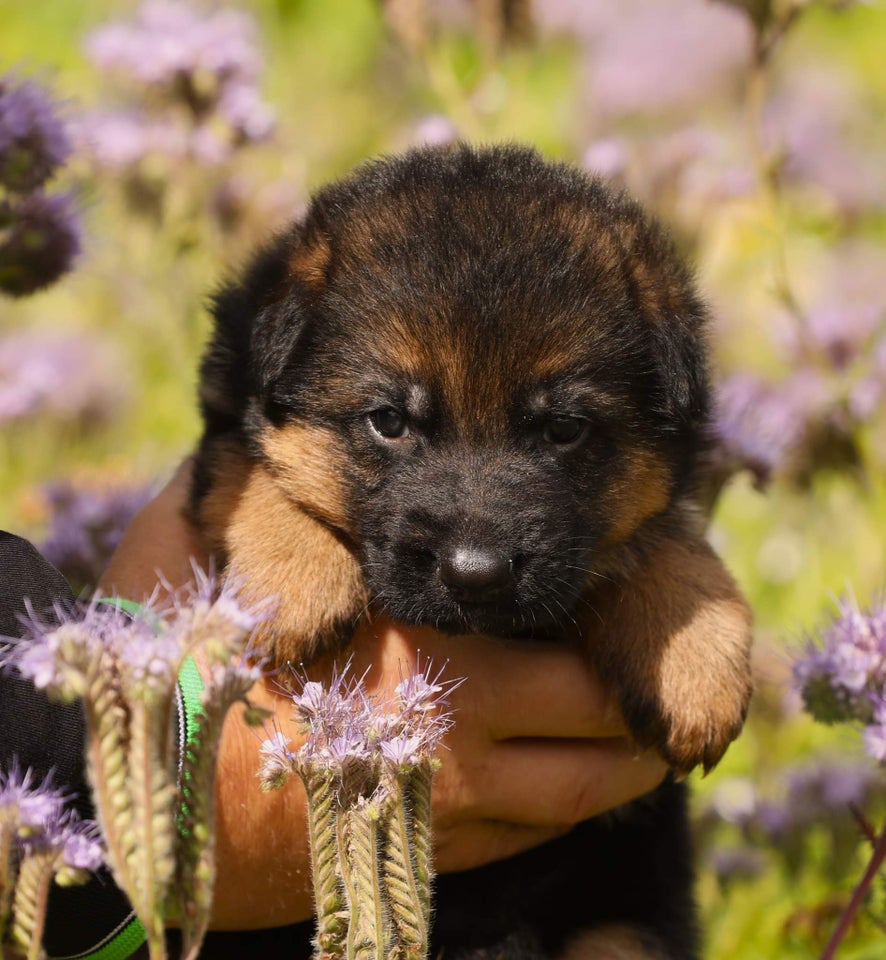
[538,0,751,117]
[712,371,825,485]
[582,137,628,180]
[793,596,886,729]
[0,762,105,874]
[764,69,886,215]
[257,730,297,792]
[74,110,189,170]
[0,329,125,427]
[777,242,886,371]
[0,192,81,297]
[709,846,767,885]
[412,114,458,147]
[0,73,72,194]
[40,478,154,622]
[86,1,262,96]
[57,818,105,873]
[217,82,275,144]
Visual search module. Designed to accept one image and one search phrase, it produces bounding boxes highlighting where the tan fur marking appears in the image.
[289,234,331,289]
[603,450,672,545]
[584,535,753,774]
[260,422,351,530]
[560,926,668,960]
[196,444,365,664]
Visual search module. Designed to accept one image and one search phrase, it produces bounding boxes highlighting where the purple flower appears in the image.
[58,818,105,873]
[217,82,275,145]
[709,846,767,885]
[283,660,456,783]
[73,110,190,171]
[85,0,273,142]
[379,735,424,768]
[412,115,458,148]
[0,763,68,829]
[0,74,72,193]
[2,601,136,700]
[86,1,262,92]
[257,730,297,792]
[582,137,628,180]
[764,68,886,215]
[39,480,153,592]
[0,329,125,427]
[793,596,886,728]
[0,192,81,297]
[777,241,886,371]
[712,372,820,485]
[539,0,752,118]
[169,567,269,666]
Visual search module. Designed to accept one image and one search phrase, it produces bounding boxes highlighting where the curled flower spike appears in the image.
[1,762,105,953]
[3,568,269,960]
[266,660,457,960]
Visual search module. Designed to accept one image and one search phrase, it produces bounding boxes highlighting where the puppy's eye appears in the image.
[369,407,410,440]
[543,415,587,446]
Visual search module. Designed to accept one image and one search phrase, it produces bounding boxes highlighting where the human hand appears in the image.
[335,618,667,874]
[98,463,667,928]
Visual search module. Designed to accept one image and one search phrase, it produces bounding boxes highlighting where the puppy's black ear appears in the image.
[199,220,331,432]
[650,309,710,438]
[251,221,332,394]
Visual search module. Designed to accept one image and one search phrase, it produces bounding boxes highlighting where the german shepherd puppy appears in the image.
[191,144,753,959]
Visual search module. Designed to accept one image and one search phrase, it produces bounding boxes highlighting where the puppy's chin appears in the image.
[376,593,561,640]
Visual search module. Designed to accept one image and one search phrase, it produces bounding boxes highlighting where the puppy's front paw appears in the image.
[587,536,754,776]
[623,651,753,776]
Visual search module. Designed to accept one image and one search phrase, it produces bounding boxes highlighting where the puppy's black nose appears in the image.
[438,546,512,599]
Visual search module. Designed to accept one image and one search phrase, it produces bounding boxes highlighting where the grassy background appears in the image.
[3,1,886,956]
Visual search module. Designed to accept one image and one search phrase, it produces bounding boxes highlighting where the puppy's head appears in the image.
[198,144,710,640]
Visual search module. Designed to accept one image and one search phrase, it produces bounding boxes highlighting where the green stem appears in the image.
[84,679,136,903]
[346,802,390,960]
[304,770,346,960]
[1,821,15,942]
[408,764,435,932]
[10,851,54,960]
[383,772,426,955]
[129,699,175,960]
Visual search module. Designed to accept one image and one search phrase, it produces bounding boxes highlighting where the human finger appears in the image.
[349,617,627,740]
[434,735,667,828]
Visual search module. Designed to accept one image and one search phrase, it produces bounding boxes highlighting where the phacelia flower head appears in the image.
[168,567,269,666]
[0,74,72,193]
[0,761,105,875]
[0,191,81,297]
[2,599,156,701]
[0,763,69,831]
[793,596,886,729]
[260,660,457,791]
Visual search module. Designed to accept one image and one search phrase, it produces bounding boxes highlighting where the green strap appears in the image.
[67,916,145,960]
[177,654,206,837]
[59,602,206,960]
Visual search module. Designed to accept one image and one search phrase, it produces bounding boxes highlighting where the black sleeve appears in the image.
[0,531,141,959]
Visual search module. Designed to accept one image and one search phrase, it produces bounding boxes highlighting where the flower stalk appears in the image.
[1,571,268,960]
[258,663,456,960]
